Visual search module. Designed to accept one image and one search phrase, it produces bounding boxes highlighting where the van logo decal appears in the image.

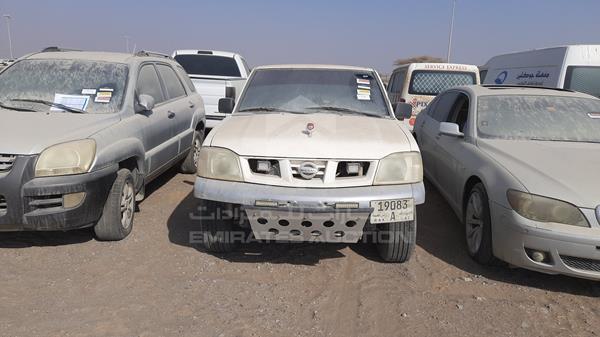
[495,71,508,84]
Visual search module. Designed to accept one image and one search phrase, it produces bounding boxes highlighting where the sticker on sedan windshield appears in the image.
[357,88,371,96]
[356,78,370,85]
[51,94,89,112]
[81,88,97,95]
[95,91,112,103]
[357,94,371,101]
[588,112,600,119]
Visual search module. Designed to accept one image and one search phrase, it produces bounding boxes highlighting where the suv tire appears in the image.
[94,169,135,241]
[180,129,204,174]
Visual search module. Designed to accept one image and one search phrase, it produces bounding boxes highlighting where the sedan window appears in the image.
[431,92,459,122]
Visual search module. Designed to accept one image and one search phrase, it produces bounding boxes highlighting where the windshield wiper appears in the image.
[0,101,37,112]
[530,138,599,144]
[306,106,385,118]
[10,98,86,114]
[237,107,306,114]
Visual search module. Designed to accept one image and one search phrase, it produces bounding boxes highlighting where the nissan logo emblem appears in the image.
[298,162,319,179]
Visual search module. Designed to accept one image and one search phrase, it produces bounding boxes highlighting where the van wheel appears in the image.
[180,129,204,174]
[94,169,135,241]
[464,183,497,265]
[199,200,239,253]
[376,215,417,262]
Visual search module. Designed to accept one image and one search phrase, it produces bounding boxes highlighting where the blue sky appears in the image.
[0,0,598,73]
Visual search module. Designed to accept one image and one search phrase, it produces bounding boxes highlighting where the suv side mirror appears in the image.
[394,103,413,120]
[136,94,155,112]
[439,122,464,138]
[218,98,235,114]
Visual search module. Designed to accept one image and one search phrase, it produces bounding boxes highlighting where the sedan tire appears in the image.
[464,183,497,265]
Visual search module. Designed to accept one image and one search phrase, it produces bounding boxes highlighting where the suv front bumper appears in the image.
[194,177,425,242]
[0,156,117,231]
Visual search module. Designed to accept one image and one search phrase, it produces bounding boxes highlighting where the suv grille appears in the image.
[0,154,17,172]
[561,255,600,273]
[0,195,7,216]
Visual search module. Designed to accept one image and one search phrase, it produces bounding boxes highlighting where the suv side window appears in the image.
[446,92,470,133]
[174,64,196,93]
[137,64,165,104]
[431,92,459,122]
[156,64,186,100]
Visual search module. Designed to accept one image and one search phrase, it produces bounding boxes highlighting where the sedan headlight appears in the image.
[507,190,589,227]
[197,147,243,182]
[35,139,96,177]
[374,152,423,185]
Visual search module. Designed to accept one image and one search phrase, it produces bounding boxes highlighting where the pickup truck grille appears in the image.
[0,154,17,172]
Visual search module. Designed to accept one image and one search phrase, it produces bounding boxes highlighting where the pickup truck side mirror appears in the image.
[218,98,235,114]
[136,94,155,112]
[439,122,464,138]
[394,103,413,120]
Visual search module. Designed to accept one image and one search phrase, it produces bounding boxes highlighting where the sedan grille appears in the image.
[0,154,17,172]
[0,195,6,216]
[561,255,600,273]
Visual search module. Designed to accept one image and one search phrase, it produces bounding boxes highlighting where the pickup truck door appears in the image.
[136,64,179,174]
[156,64,195,154]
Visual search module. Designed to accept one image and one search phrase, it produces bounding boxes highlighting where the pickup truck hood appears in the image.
[0,110,120,155]
[479,139,600,209]
[209,113,412,159]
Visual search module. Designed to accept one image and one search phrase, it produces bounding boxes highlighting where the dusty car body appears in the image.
[0,49,205,240]
[414,85,600,280]
[194,64,424,262]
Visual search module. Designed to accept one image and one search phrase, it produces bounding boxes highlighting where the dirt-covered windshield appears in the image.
[236,69,391,118]
[0,59,128,114]
[478,95,600,143]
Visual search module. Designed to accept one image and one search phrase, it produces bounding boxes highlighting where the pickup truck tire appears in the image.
[376,216,417,263]
[94,169,135,241]
[180,129,204,174]
[199,199,238,253]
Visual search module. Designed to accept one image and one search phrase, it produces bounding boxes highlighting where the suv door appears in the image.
[156,63,194,155]
[136,63,179,174]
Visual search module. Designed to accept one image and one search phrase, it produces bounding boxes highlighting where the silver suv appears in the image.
[0,48,205,240]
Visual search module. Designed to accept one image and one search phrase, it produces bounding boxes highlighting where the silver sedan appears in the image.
[414,85,600,280]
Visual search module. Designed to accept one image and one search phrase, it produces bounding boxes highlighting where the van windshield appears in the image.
[564,66,600,98]
[409,70,476,96]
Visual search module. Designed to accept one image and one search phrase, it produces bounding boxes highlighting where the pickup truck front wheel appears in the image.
[94,169,135,241]
[180,129,204,174]
[376,216,417,263]
[199,200,239,253]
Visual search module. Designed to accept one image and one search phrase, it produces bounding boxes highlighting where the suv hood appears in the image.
[210,113,413,160]
[0,110,120,155]
[479,139,600,209]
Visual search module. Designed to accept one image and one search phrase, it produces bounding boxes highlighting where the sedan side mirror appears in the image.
[439,122,464,138]
[136,94,155,112]
[394,102,413,120]
[218,98,235,114]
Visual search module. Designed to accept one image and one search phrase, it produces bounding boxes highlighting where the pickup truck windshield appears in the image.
[478,95,600,143]
[0,59,128,114]
[237,69,391,117]
[174,55,241,77]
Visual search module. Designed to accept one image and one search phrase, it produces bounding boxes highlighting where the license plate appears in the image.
[370,199,414,224]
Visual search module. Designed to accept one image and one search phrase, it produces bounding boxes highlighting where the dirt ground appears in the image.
[1,170,599,337]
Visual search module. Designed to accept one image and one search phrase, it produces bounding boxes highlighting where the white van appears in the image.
[481,45,600,98]
[387,63,480,130]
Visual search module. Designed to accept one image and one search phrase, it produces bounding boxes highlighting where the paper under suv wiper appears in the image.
[10,98,86,114]
[306,106,384,118]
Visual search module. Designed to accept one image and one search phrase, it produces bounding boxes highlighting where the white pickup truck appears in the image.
[172,50,250,129]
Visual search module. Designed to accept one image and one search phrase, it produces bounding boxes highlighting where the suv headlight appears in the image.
[374,152,423,185]
[507,190,589,227]
[197,147,243,182]
[35,139,96,177]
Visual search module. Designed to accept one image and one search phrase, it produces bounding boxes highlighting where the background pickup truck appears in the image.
[172,50,250,130]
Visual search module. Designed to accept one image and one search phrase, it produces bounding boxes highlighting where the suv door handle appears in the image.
[168,111,176,119]
[189,101,195,108]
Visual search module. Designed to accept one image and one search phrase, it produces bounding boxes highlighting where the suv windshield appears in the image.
[174,55,241,77]
[478,95,600,143]
[0,59,128,114]
[236,69,391,117]
[409,70,476,96]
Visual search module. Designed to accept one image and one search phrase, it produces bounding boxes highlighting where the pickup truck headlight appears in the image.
[374,152,423,185]
[507,190,589,227]
[197,147,243,182]
[35,139,96,177]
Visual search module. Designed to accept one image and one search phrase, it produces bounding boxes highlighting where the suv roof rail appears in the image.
[135,50,171,59]
[481,84,575,93]
[41,46,82,53]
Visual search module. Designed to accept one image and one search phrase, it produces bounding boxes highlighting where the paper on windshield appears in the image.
[51,93,90,112]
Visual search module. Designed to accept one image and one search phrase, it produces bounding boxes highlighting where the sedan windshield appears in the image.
[0,59,128,114]
[236,69,391,117]
[478,95,600,143]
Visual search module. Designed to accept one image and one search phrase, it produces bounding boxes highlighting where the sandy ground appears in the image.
[1,170,599,337]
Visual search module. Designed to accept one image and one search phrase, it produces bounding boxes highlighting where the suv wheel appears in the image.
[94,169,135,241]
[376,215,417,262]
[180,129,204,174]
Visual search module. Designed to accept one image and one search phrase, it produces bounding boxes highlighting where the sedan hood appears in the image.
[0,110,120,155]
[210,113,413,159]
[479,139,600,208]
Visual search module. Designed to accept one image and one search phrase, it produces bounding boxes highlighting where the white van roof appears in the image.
[482,45,600,68]
[392,63,479,73]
